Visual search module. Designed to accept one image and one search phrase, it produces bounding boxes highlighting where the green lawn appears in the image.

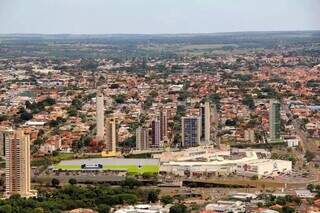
[53,164,159,174]
[52,153,75,164]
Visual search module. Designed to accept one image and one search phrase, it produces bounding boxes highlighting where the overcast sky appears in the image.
[0,0,319,34]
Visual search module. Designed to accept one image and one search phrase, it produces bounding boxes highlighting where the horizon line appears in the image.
[1,29,320,36]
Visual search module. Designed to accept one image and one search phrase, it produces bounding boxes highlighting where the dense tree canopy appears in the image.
[0,184,160,213]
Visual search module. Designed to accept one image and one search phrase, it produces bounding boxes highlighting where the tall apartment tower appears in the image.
[5,129,36,198]
[0,129,12,157]
[159,110,168,142]
[96,92,105,141]
[105,117,118,153]
[136,127,148,151]
[269,100,281,142]
[151,120,161,148]
[200,101,211,144]
[181,116,201,148]
[211,104,220,148]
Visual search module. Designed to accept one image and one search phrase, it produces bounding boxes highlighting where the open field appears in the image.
[53,164,159,174]
[1,31,319,59]
[139,43,244,56]
[53,158,160,174]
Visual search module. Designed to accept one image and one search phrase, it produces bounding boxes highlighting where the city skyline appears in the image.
[0,1,319,211]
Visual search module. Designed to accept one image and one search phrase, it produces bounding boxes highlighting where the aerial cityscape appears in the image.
[0,0,320,213]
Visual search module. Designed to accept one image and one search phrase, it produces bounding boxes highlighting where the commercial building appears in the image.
[269,100,281,142]
[114,204,170,213]
[153,145,230,163]
[136,127,149,151]
[181,116,201,147]
[161,151,292,178]
[237,159,293,178]
[5,129,36,198]
[151,120,161,148]
[96,92,105,141]
[205,201,245,213]
[105,116,118,153]
[295,190,315,199]
[200,101,211,144]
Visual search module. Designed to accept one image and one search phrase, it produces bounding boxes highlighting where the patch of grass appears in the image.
[19,91,36,97]
[52,152,75,164]
[53,164,159,174]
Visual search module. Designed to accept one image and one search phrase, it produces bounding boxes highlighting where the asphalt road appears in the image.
[282,102,313,153]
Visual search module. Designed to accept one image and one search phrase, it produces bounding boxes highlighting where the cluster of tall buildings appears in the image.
[0,128,36,198]
[136,101,216,150]
[136,109,168,150]
[96,92,118,153]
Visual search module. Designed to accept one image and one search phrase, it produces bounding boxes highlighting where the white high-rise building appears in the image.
[5,129,36,198]
[96,92,105,141]
[200,101,211,144]
[269,100,281,142]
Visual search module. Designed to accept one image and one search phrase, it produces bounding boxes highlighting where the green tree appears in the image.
[161,195,174,205]
[114,95,125,104]
[51,178,60,188]
[121,177,140,189]
[147,191,159,203]
[243,95,255,109]
[282,206,295,213]
[20,111,33,121]
[32,208,45,213]
[307,184,315,191]
[305,150,315,162]
[0,205,13,213]
[209,93,221,108]
[97,204,110,213]
[169,204,188,213]
[68,178,77,185]
[0,114,8,122]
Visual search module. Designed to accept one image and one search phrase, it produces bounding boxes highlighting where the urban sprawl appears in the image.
[0,32,320,213]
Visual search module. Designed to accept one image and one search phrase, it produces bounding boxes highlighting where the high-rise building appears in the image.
[269,100,281,142]
[136,127,148,151]
[5,129,36,198]
[200,101,211,144]
[211,104,220,148]
[181,116,201,148]
[151,120,161,148]
[96,92,105,141]
[105,116,118,153]
[159,110,168,142]
[0,129,11,157]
